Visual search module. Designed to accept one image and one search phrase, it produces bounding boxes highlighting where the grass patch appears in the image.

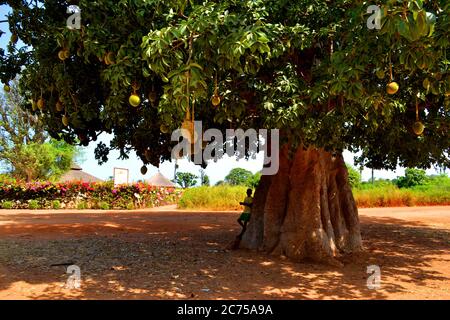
[354,175,450,207]
[354,187,450,207]
[178,185,248,211]
[179,179,450,211]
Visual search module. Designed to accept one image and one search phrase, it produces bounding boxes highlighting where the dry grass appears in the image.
[354,186,450,207]
[178,185,247,211]
[178,184,450,211]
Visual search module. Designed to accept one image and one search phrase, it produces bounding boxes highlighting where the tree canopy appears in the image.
[0,80,77,181]
[225,167,253,185]
[395,167,427,188]
[199,168,210,186]
[1,0,449,171]
[174,171,198,188]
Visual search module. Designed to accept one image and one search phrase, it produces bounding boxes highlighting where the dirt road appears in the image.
[0,206,449,299]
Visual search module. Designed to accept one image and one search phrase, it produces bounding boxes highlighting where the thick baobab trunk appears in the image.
[240,146,362,265]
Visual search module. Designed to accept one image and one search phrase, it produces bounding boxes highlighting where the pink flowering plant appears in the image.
[0,177,182,210]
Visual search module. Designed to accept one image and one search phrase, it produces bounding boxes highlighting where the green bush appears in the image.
[76,202,87,210]
[29,200,39,210]
[346,164,361,188]
[395,168,428,188]
[99,202,110,210]
[52,200,61,209]
[126,202,135,210]
[1,201,13,209]
[247,172,262,189]
[412,174,450,191]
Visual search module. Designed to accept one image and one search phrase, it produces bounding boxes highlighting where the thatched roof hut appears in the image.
[59,164,103,183]
[147,172,176,187]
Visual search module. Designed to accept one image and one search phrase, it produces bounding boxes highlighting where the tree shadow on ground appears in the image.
[0,211,449,299]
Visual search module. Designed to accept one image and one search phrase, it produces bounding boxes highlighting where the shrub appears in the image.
[76,202,87,210]
[346,164,361,188]
[247,172,262,189]
[29,200,39,210]
[1,201,13,209]
[52,200,61,209]
[201,174,210,186]
[395,168,428,188]
[99,202,110,210]
[126,202,135,210]
[0,180,180,210]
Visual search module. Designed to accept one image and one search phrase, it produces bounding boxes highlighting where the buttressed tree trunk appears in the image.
[240,145,362,265]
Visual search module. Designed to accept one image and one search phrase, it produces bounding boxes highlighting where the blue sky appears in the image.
[0,4,444,184]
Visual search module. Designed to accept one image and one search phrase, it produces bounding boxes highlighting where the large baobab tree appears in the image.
[1,0,448,263]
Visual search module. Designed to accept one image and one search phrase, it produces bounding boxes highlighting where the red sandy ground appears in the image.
[0,206,449,300]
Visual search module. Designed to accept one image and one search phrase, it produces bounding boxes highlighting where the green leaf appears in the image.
[416,10,427,36]
[397,20,412,41]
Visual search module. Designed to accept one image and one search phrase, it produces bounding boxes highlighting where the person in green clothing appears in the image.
[237,188,253,239]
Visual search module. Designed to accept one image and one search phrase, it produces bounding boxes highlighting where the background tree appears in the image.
[223,168,261,188]
[199,169,210,186]
[174,172,198,189]
[224,168,254,186]
[1,0,448,264]
[0,80,77,181]
[246,171,262,189]
[395,168,428,188]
